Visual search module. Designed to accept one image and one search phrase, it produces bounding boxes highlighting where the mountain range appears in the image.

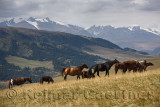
[0,17,160,54]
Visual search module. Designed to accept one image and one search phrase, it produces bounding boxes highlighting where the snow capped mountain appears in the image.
[0,17,92,37]
[127,25,160,36]
[0,17,160,53]
[87,25,160,53]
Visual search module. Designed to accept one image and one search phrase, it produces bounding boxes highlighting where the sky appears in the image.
[0,0,160,29]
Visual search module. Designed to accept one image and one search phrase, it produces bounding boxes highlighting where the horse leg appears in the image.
[64,74,67,80]
[77,75,80,80]
[78,75,80,79]
[82,73,84,79]
[122,69,126,74]
[115,68,118,74]
[97,71,100,77]
[107,69,109,77]
[93,69,97,76]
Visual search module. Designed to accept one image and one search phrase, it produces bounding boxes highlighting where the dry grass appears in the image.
[0,57,159,107]
[0,69,160,107]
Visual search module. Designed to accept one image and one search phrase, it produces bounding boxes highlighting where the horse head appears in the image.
[27,77,32,83]
[148,62,154,66]
[114,59,120,63]
[82,63,88,69]
[50,78,54,83]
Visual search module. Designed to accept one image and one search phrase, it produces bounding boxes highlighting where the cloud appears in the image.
[0,0,159,28]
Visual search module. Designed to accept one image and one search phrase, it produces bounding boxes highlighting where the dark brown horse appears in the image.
[88,59,119,77]
[81,70,93,79]
[61,64,88,80]
[40,76,54,84]
[8,77,32,89]
[123,60,140,72]
[115,63,127,74]
[115,60,141,74]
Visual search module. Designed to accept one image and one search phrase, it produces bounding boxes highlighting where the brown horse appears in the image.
[123,60,140,72]
[8,77,32,89]
[141,62,154,71]
[115,63,127,74]
[61,64,88,80]
[40,76,54,84]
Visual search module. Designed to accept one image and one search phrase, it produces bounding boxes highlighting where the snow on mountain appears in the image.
[0,17,160,53]
[26,21,39,29]
[87,25,160,52]
[127,25,160,36]
[141,27,160,36]
[0,17,92,36]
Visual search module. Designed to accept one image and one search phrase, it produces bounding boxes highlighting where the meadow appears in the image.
[0,58,160,107]
[5,55,53,69]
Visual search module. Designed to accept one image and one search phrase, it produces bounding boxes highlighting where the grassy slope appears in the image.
[0,69,159,107]
[0,58,160,107]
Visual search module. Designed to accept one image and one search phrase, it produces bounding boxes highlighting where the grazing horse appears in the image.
[61,64,88,80]
[81,70,93,79]
[115,63,127,74]
[88,59,119,77]
[8,77,32,89]
[40,76,54,84]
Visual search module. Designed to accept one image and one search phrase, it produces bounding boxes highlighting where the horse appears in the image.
[40,76,54,84]
[115,62,127,74]
[123,60,140,72]
[8,77,32,89]
[61,63,88,80]
[137,60,147,71]
[141,62,154,71]
[81,70,93,79]
[88,59,119,77]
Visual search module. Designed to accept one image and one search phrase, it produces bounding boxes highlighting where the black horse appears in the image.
[40,76,54,84]
[88,59,119,77]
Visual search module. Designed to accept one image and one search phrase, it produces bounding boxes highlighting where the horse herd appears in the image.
[8,59,153,89]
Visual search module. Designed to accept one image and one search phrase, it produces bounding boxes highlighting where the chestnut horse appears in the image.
[8,77,32,89]
[140,62,154,71]
[40,76,54,84]
[61,64,88,80]
[115,60,141,74]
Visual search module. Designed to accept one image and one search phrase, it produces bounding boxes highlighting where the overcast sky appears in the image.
[0,0,160,28]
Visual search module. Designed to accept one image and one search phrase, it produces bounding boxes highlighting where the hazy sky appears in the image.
[0,0,160,28]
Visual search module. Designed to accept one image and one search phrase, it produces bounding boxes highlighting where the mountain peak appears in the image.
[45,17,52,22]
[28,17,36,22]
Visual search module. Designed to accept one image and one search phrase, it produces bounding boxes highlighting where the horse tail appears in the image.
[61,68,66,77]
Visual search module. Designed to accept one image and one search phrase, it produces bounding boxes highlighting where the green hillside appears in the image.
[0,27,149,83]
[0,27,113,82]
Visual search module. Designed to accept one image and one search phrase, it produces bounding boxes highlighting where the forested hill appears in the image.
[0,27,122,82]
